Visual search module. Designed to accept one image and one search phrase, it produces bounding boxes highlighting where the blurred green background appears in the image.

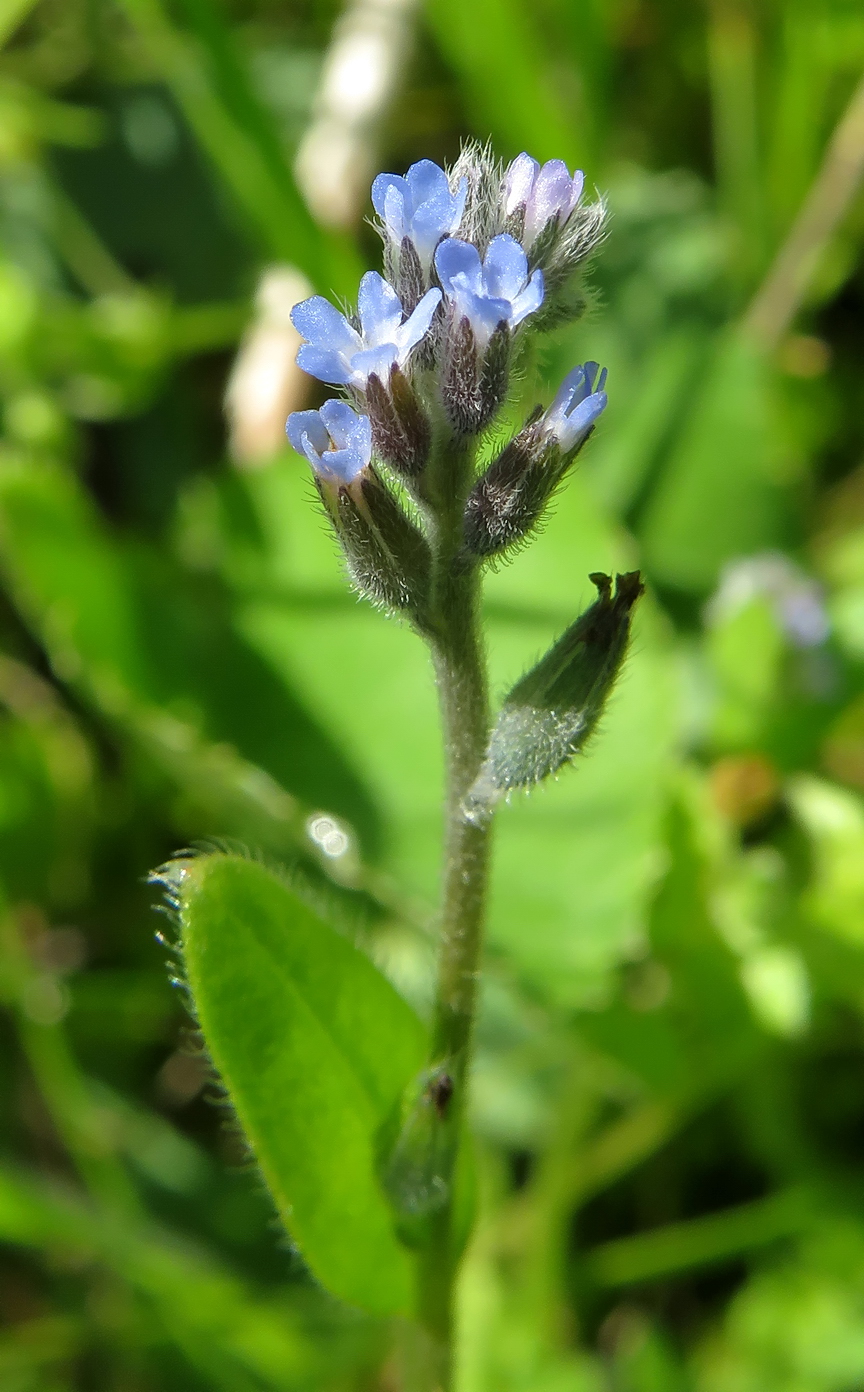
[2,0,864,1388]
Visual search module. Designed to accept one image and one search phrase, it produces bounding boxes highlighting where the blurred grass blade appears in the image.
[0,0,37,48]
[745,68,864,349]
[117,0,360,293]
[0,1163,374,1390]
[163,851,427,1315]
[426,0,578,163]
[588,1187,813,1287]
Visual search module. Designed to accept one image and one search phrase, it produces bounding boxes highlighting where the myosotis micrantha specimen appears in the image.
[284,144,643,1370]
[177,144,643,1386]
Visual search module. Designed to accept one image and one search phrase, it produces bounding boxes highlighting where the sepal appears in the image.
[465,572,643,819]
[440,314,510,436]
[364,365,432,478]
[318,468,431,619]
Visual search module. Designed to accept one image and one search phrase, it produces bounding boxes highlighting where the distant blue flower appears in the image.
[707,555,829,649]
[372,159,468,270]
[434,234,544,347]
[286,399,372,486]
[291,273,441,389]
[504,153,585,247]
[543,362,607,451]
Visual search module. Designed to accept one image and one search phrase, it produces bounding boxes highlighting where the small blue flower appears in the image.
[372,159,468,270]
[291,273,441,389]
[504,153,585,247]
[543,362,607,451]
[286,399,372,486]
[434,234,544,347]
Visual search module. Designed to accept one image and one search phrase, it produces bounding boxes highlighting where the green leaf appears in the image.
[167,851,427,1315]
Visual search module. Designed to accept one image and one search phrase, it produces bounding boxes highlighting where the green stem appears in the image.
[416,441,494,1378]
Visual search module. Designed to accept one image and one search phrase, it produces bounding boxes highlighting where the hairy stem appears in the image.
[417,440,494,1379]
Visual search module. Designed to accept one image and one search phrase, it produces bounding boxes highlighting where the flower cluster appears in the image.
[285,145,609,616]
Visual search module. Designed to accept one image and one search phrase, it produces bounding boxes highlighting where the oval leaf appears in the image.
[163,852,426,1316]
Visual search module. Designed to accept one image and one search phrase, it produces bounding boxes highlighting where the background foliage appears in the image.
[1,0,864,1387]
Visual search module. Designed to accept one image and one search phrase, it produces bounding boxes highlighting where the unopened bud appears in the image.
[465,572,643,820]
[364,364,431,478]
[464,363,607,560]
[319,468,431,618]
[440,313,510,436]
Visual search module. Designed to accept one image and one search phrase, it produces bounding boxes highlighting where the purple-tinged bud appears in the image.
[503,153,585,248]
[364,364,432,478]
[466,572,644,821]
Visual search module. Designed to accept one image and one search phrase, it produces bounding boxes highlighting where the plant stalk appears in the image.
[416,439,494,1381]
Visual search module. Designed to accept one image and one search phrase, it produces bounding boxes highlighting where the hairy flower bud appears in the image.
[465,572,643,820]
[464,363,608,558]
[364,364,432,478]
[318,467,431,619]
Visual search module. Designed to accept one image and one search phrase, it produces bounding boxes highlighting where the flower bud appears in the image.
[463,363,608,559]
[364,363,431,478]
[465,572,643,821]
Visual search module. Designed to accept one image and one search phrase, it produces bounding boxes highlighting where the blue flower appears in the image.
[504,153,585,247]
[286,398,372,486]
[434,234,544,347]
[291,273,441,389]
[372,159,468,270]
[543,362,607,451]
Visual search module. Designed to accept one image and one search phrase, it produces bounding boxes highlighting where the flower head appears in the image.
[372,159,467,270]
[291,273,441,389]
[434,234,544,347]
[543,362,607,452]
[707,555,829,649]
[286,398,372,486]
[504,154,585,247]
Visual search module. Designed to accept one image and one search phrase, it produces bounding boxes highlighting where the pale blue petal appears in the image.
[319,399,371,459]
[483,234,529,302]
[464,291,510,339]
[357,272,403,345]
[350,342,400,384]
[546,365,587,426]
[291,296,360,355]
[435,238,483,297]
[565,170,585,215]
[412,198,459,264]
[405,158,450,207]
[296,345,353,385]
[371,172,408,220]
[395,287,442,354]
[382,184,408,243]
[557,391,607,450]
[533,161,573,218]
[510,268,545,326]
[286,409,329,457]
[316,446,367,485]
[504,152,538,214]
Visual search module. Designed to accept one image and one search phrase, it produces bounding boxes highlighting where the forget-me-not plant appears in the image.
[282,143,641,1380]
